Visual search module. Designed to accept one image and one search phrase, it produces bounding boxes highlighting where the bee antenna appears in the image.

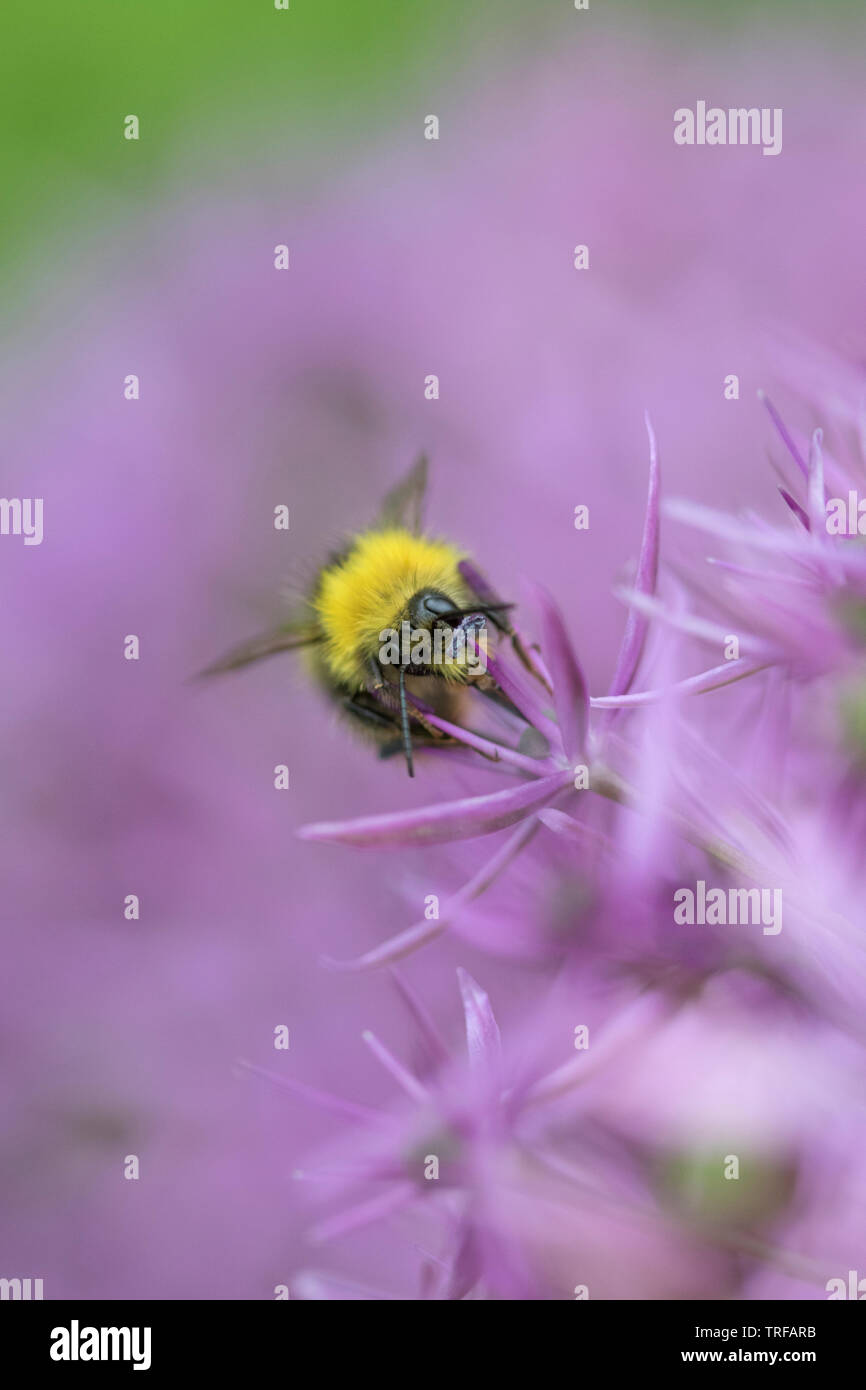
[398,667,415,778]
[437,602,515,621]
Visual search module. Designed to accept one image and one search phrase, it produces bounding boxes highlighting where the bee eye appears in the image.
[409,590,456,626]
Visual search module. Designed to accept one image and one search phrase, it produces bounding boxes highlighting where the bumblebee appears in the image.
[203,457,520,776]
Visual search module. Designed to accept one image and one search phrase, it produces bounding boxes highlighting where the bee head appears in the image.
[407,588,458,630]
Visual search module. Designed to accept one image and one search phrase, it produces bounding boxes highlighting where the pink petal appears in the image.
[390,969,452,1065]
[537,806,610,853]
[405,690,554,775]
[618,588,772,658]
[362,1029,429,1103]
[236,1060,383,1123]
[778,486,810,531]
[665,498,807,555]
[530,584,589,759]
[607,411,661,698]
[807,427,826,534]
[759,390,809,480]
[457,968,502,1069]
[322,816,541,971]
[299,770,571,847]
[483,646,560,746]
[309,1182,418,1244]
[590,658,768,707]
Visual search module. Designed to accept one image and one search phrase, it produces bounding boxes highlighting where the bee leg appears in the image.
[378,730,509,765]
[397,667,415,777]
[342,693,398,730]
[378,732,460,760]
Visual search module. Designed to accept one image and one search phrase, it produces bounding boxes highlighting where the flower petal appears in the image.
[404,690,554,775]
[759,390,809,480]
[665,498,808,555]
[807,427,826,534]
[292,1271,399,1301]
[459,557,553,688]
[530,584,589,759]
[390,969,452,1065]
[321,816,541,971]
[607,411,661,698]
[483,646,560,744]
[457,968,502,1069]
[590,658,768,707]
[309,1182,418,1245]
[778,486,810,531]
[362,1030,429,1102]
[299,770,571,847]
[236,1060,383,1123]
[617,587,772,658]
[537,806,610,853]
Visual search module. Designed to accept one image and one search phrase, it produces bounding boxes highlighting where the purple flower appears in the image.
[655,392,866,684]
[301,418,788,972]
[298,421,657,968]
[257,969,717,1300]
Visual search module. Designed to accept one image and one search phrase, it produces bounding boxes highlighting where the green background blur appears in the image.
[1,0,861,288]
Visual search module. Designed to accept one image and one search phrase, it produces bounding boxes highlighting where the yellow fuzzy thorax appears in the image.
[313,527,471,687]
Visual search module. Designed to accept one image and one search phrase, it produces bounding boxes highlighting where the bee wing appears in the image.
[376,454,429,534]
[198,617,321,677]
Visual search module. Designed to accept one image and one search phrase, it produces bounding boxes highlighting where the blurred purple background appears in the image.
[2,21,866,1298]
